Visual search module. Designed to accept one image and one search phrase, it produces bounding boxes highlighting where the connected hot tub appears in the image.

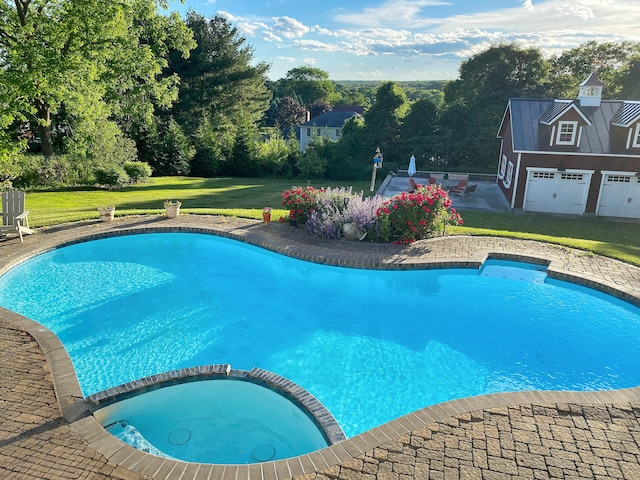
[89,366,345,464]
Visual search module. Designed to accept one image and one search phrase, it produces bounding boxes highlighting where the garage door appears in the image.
[597,174,640,218]
[524,171,589,214]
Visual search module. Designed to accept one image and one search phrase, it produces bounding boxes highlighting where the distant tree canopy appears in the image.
[273,67,336,106]
[1,9,639,190]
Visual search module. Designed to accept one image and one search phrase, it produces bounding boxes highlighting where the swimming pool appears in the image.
[0,233,639,452]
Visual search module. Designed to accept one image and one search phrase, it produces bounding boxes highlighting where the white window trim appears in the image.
[556,121,578,145]
[498,155,507,179]
[503,161,514,188]
[633,124,640,148]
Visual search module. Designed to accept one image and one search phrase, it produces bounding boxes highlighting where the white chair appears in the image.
[1,190,33,242]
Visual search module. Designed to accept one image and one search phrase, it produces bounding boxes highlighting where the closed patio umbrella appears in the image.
[408,155,417,177]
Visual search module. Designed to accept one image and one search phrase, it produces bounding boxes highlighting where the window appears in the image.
[316,128,321,136]
[633,124,640,148]
[336,129,341,137]
[503,161,514,188]
[585,86,599,96]
[306,128,311,136]
[532,171,555,179]
[556,121,578,145]
[607,175,631,183]
[560,173,583,181]
[498,155,507,179]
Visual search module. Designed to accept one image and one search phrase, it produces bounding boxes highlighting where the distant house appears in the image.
[298,108,363,152]
[496,72,640,218]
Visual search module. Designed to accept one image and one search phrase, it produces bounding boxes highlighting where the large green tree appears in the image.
[440,43,550,171]
[275,66,335,106]
[166,13,271,135]
[361,81,409,166]
[0,0,194,158]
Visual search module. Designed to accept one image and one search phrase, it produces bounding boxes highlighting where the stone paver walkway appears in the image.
[1,215,640,479]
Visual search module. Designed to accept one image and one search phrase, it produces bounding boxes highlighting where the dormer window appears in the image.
[556,121,578,145]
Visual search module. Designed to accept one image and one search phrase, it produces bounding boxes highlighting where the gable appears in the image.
[611,101,640,128]
[539,100,591,126]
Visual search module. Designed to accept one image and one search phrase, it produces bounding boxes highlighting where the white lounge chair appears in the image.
[1,190,33,242]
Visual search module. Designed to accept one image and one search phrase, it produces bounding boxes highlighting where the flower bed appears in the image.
[281,183,462,243]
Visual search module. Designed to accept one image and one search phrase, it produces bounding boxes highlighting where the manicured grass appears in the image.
[21,176,640,266]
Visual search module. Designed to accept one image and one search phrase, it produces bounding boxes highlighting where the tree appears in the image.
[0,0,194,157]
[361,82,409,167]
[440,43,550,171]
[165,13,271,136]
[275,96,308,133]
[399,98,440,168]
[256,130,294,178]
[617,55,640,100]
[549,41,640,98]
[275,67,335,106]
[309,100,333,119]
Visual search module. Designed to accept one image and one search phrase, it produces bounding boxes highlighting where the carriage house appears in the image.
[496,72,640,218]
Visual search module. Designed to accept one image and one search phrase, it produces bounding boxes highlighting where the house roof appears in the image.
[500,98,626,154]
[539,100,592,126]
[301,110,361,128]
[611,101,640,127]
[580,71,604,87]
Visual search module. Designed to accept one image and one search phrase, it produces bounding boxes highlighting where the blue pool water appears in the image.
[1,233,640,441]
[94,379,329,464]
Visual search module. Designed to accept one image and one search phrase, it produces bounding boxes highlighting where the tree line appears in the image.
[1,1,639,188]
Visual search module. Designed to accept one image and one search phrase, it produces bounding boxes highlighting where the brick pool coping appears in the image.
[1,214,640,479]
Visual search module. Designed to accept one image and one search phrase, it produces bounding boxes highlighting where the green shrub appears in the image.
[123,161,152,183]
[94,165,130,188]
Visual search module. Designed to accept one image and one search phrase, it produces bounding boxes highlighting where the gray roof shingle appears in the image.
[506,98,627,154]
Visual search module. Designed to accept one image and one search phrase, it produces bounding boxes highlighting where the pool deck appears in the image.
[1,214,640,480]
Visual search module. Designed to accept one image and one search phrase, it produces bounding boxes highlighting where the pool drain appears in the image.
[168,428,191,445]
[252,443,276,462]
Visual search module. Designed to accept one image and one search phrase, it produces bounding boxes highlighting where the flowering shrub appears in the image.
[281,186,319,226]
[376,184,463,244]
[303,187,386,239]
[280,183,462,244]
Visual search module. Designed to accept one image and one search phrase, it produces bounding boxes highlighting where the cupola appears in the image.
[577,71,604,107]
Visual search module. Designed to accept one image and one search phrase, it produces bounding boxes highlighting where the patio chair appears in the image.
[408,177,418,192]
[448,179,468,194]
[428,176,437,185]
[1,190,33,242]
[450,184,477,197]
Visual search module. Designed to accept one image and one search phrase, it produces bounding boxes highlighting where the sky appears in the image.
[166,0,640,81]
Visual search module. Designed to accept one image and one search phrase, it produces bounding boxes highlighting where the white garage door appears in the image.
[524,171,589,215]
[597,174,640,218]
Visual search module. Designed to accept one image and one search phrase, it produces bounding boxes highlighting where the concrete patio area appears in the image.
[376,171,512,213]
[1,214,640,479]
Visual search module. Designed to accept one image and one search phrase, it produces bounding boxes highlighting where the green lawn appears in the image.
[21,176,640,266]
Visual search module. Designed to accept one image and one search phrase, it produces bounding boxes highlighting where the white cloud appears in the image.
[271,16,310,39]
[521,0,534,11]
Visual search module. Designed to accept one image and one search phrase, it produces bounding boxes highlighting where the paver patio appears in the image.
[1,214,640,479]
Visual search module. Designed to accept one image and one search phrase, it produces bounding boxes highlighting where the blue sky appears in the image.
[166,0,640,81]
